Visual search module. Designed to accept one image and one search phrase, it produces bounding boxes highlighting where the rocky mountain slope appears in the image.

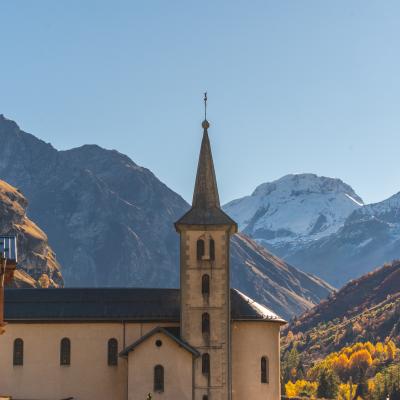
[0,179,62,288]
[0,115,333,319]
[281,260,400,364]
[230,234,332,318]
[224,174,363,255]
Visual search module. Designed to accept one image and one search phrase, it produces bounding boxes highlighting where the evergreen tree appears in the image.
[281,345,301,384]
[354,374,368,400]
[317,369,339,399]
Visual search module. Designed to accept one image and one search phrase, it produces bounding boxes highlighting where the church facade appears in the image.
[0,117,285,400]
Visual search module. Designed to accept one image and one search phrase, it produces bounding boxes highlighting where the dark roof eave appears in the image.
[175,209,238,232]
[4,317,285,323]
[4,317,180,323]
[232,318,287,325]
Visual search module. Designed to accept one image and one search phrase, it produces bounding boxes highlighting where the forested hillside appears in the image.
[281,261,400,399]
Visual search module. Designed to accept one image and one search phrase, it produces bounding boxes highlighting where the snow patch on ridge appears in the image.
[345,193,364,207]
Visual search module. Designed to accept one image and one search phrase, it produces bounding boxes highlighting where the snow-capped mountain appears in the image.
[225,174,400,287]
[224,174,364,255]
[286,191,400,286]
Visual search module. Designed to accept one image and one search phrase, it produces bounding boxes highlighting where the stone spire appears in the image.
[192,119,220,209]
[175,95,237,229]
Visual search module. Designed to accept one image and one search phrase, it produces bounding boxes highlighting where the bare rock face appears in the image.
[0,179,63,288]
[0,115,333,319]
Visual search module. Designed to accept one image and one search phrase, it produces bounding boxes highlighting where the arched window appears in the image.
[13,338,23,366]
[108,338,118,366]
[201,274,210,296]
[202,353,210,375]
[261,356,269,383]
[197,239,205,260]
[210,239,215,260]
[202,312,210,335]
[154,365,164,392]
[60,338,71,366]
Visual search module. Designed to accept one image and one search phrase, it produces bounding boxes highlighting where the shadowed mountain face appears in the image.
[0,179,62,288]
[230,234,333,318]
[0,115,185,288]
[0,115,333,319]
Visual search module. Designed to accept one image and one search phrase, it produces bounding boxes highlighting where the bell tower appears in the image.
[175,95,237,400]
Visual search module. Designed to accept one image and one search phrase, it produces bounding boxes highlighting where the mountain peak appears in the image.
[224,173,364,251]
[0,114,22,132]
[253,173,363,205]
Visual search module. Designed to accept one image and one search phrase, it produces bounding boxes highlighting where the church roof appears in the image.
[231,289,286,323]
[175,122,237,228]
[4,288,285,323]
[119,326,200,357]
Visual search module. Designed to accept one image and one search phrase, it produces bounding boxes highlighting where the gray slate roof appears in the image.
[176,206,237,226]
[4,288,285,323]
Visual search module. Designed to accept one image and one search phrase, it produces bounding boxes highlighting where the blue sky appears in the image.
[1,1,399,205]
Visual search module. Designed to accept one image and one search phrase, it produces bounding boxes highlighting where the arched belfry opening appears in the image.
[196,234,216,261]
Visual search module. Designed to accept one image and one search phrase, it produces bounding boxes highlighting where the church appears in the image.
[0,113,285,400]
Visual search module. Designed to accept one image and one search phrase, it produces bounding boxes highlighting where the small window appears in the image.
[60,338,71,366]
[108,338,118,366]
[13,338,23,366]
[210,239,215,260]
[202,274,210,296]
[154,365,164,392]
[202,313,210,335]
[202,353,210,375]
[197,239,205,260]
[261,356,269,383]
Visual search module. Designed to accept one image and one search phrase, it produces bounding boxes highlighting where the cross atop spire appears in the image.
[202,92,210,131]
[204,91,207,121]
[193,92,218,209]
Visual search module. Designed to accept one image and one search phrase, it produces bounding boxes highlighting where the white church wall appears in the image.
[127,330,193,400]
[0,321,179,400]
[0,323,127,399]
[231,320,281,400]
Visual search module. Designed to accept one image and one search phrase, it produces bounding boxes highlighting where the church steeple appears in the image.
[175,96,237,230]
[175,95,237,400]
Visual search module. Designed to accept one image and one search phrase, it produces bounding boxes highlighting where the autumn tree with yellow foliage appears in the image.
[283,339,399,399]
